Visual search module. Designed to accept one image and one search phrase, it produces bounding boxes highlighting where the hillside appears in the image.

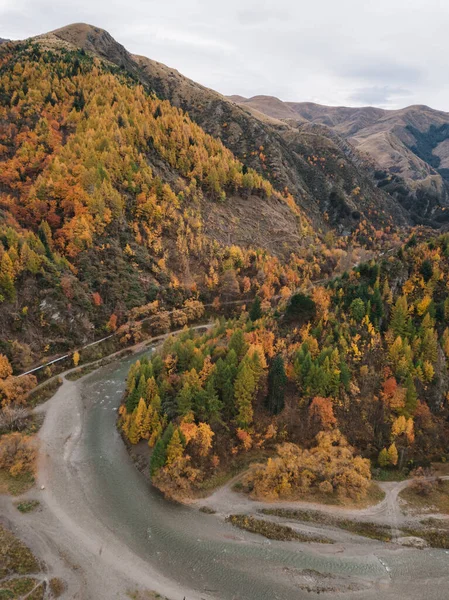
[120,233,449,501]
[43,24,409,233]
[0,24,414,372]
[0,35,338,371]
[230,96,449,222]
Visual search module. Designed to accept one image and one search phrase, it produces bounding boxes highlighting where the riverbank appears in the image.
[2,331,449,599]
[1,328,213,600]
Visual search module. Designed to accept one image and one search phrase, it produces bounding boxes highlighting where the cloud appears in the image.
[349,86,412,107]
[341,61,423,85]
[0,0,448,111]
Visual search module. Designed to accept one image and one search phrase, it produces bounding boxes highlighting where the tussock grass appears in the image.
[226,514,333,543]
[15,499,40,513]
[260,508,392,542]
[400,479,449,515]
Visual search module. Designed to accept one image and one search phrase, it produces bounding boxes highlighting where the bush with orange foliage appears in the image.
[0,374,37,407]
[0,432,36,477]
[244,429,371,501]
[0,354,13,379]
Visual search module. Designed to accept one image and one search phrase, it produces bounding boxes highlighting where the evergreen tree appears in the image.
[212,350,238,417]
[286,293,316,322]
[350,298,365,323]
[370,284,384,323]
[404,374,418,417]
[38,220,54,260]
[249,296,262,321]
[137,374,147,399]
[340,361,351,390]
[150,423,174,475]
[266,355,287,414]
[306,363,330,397]
[126,387,140,413]
[390,296,412,339]
[225,349,238,371]
[150,438,167,476]
[229,329,248,360]
[420,259,433,283]
[204,379,223,424]
[177,382,193,417]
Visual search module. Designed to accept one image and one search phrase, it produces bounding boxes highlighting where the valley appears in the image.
[1,20,449,600]
[2,335,449,600]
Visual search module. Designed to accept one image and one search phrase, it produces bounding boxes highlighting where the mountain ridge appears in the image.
[30,23,410,231]
[229,95,449,219]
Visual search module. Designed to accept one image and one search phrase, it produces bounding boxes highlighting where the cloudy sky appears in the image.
[1,0,448,110]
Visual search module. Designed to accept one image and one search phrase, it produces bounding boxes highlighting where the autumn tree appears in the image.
[0,355,13,379]
[308,397,337,432]
[234,362,256,429]
[378,448,389,467]
[166,428,184,467]
[387,443,398,466]
[390,296,412,339]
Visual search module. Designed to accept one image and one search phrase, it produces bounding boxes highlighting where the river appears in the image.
[58,346,448,600]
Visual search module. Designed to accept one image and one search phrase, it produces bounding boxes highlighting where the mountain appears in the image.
[0,23,423,369]
[40,24,409,233]
[230,96,449,222]
[0,27,329,369]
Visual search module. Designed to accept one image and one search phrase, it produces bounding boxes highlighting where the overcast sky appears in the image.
[1,0,448,111]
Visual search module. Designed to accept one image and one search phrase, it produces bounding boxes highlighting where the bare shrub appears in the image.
[0,405,30,432]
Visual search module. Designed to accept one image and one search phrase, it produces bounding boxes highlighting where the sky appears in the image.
[1,0,448,111]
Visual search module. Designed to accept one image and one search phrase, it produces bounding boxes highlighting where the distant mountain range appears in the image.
[228,95,449,222]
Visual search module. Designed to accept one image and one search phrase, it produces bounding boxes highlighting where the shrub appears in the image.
[0,432,36,476]
[244,429,371,501]
[0,406,29,432]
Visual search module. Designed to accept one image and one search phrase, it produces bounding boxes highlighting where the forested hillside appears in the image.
[0,39,330,371]
[120,234,449,500]
[49,24,409,232]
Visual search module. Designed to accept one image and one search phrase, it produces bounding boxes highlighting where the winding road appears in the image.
[2,335,449,600]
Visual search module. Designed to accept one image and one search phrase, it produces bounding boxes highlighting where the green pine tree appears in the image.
[404,374,418,417]
[229,329,248,360]
[266,355,287,414]
[390,296,412,339]
[150,423,174,476]
[177,382,193,417]
[249,296,262,321]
